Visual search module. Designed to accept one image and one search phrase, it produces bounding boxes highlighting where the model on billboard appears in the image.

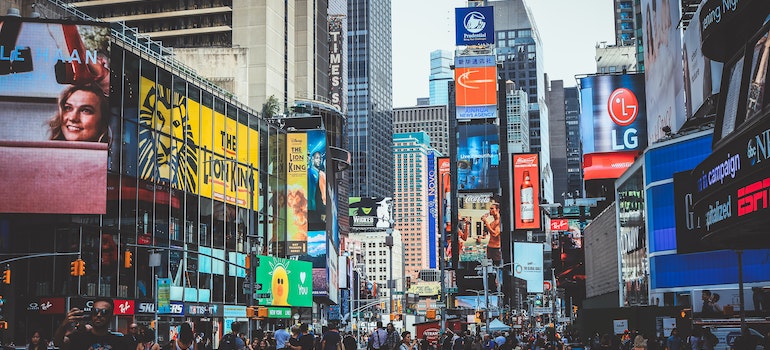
[49,84,110,143]
[308,150,327,228]
[481,203,502,265]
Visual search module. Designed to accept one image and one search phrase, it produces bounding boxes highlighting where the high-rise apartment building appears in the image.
[429,49,453,106]
[347,0,394,198]
[66,0,331,111]
[393,105,450,156]
[546,80,583,204]
[564,86,582,198]
[612,0,644,71]
[393,132,435,279]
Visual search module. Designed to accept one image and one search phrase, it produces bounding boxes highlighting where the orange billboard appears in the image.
[511,153,541,230]
[455,66,497,107]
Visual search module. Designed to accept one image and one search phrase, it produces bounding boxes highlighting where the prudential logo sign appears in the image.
[456,6,494,45]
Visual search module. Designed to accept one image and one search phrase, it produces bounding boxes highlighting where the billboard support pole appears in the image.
[736,250,746,333]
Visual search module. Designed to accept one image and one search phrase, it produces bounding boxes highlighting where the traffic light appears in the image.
[257,307,268,319]
[535,294,542,306]
[71,259,85,276]
[124,250,133,268]
[244,255,251,270]
[0,321,7,329]
[2,268,10,284]
[426,309,436,319]
[246,306,255,318]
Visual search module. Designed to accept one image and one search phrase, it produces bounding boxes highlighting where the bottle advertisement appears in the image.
[511,153,541,230]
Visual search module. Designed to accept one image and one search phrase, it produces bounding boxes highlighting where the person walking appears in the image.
[369,322,388,350]
[666,329,684,350]
[275,323,291,350]
[219,322,247,350]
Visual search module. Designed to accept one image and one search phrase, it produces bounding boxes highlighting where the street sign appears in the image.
[532,307,550,315]
[447,287,458,294]
[435,302,446,308]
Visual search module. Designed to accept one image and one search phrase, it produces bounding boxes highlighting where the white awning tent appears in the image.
[487,318,511,331]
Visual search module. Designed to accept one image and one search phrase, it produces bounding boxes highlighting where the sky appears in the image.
[391,0,616,108]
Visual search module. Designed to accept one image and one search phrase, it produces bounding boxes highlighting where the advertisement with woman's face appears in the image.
[0,18,111,214]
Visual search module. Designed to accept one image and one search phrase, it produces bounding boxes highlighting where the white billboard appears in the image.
[514,242,544,293]
[682,3,723,119]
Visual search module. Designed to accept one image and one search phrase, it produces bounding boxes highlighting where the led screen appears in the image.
[457,124,499,190]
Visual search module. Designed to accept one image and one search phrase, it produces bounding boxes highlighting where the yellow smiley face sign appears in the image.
[256,256,312,307]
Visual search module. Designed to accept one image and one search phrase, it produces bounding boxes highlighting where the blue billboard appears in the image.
[457,124,500,191]
[427,151,438,268]
[455,6,495,46]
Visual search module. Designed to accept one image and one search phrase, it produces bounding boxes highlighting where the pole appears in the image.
[388,232,394,315]
[737,250,746,332]
[154,273,159,343]
[439,234,446,335]
[482,260,491,335]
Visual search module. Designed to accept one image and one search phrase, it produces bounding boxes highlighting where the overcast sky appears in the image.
[391,0,617,108]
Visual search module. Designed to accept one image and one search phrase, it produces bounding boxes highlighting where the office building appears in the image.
[612,0,644,71]
[595,44,637,74]
[504,81,530,154]
[564,86,582,198]
[429,49,453,106]
[393,105,450,156]
[347,0,394,198]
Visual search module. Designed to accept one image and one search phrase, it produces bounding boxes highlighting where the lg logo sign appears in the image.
[608,88,639,150]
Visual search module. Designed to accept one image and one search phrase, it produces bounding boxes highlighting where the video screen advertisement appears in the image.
[427,151,438,268]
[455,6,494,46]
[511,153,541,231]
[254,255,313,307]
[454,55,497,120]
[579,74,646,180]
[640,0,685,144]
[457,192,498,263]
[513,242,544,293]
[0,18,110,214]
[682,3,722,119]
[438,157,453,267]
[457,123,500,190]
[349,197,393,229]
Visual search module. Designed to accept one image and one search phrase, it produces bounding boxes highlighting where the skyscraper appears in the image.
[612,0,644,71]
[547,80,583,205]
[393,105,450,156]
[429,49,453,106]
[347,0,394,198]
[491,0,552,203]
[505,81,530,153]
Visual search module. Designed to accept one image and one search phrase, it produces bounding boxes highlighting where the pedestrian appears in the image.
[54,298,136,350]
[666,329,684,350]
[298,324,315,350]
[164,323,195,350]
[386,324,402,350]
[141,326,160,350]
[219,322,247,350]
[27,330,48,350]
[399,332,413,350]
[275,323,291,350]
[322,321,343,350]
[369,322,388,350]
[343,332,358,350]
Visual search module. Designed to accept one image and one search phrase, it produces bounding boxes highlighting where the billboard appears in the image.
[349,197,393,229]
[138,76,259,209]
[457,192,499,263]
[328,16,346,114]
[438,157,453,265]
[511,153,541,230]
[287,132,308,254]
[0,19,110,214]
[427,151,438,268]
[579,74,648,154]
[457,124,499,190]
[582,151,639,181]
[454,55,497,120]
[255,256,313,307]
[691,288,767,318]
[641,0,685,144]
[682,3,722,119]
[455,6,495,46]
[513,242,544,293]
[306,130,328,260]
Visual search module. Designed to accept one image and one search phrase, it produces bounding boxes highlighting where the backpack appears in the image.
[453,338,464,350]
[220,334,236,350]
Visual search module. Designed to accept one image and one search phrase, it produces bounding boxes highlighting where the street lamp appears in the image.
[385,227,394,316]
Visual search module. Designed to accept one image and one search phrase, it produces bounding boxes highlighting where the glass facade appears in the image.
[0,44,285,343]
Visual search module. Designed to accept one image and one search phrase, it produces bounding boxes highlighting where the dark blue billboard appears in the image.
[455,6,495,46]
[457,124,499,191]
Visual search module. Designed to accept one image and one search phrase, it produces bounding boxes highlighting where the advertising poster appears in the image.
[513,242,544,293]
[327,243,339,304]
[286,132,308,254]
[427,151,438,268]
[349,197,393,229]
[438,157,453,265]
[579,74,647,154]
[617,169,649,306]
[454,55,497,120]
[692,288,767,318]
[457,124,500,190]
[157,278,172,313]
[455,6,495,46]
[682,4,722,119]
[255,256,312,307]
[640,0,685,144]
[136,76,259,209]
[582,151,639,181]
[305,130,327,264]
[0,19,110,214]
[457,192,500,263]
[511,153,541,230]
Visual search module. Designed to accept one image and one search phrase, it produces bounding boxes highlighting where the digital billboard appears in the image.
[579,74,648,155]
[306,130,328,259]
[640,0,685,144]
[582,151,639,181]
[457,124,499,190]
[511,153,541,230]
[454,55,497,120]
[255,256,312,307]
[455,6,494,46]
[457,192,499,263]
[513,242,544,293]
[427,151,438,268]
[682,3,722,119]
[286,132,308,254]
[0,19,110,214]
[617,168,649,306]
[438,157,453,265]
[349,197,393,229]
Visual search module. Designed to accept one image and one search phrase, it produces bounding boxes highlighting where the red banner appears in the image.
[113,299,135,315]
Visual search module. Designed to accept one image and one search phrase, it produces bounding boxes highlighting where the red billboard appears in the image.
[0,18,110,214]
[511,153,541,230]
[582,151,639,181]
[550,219,569,231]
[455,66,497,106]
[438,157,452,263]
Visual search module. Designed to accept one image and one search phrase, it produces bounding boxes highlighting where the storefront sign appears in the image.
[223,305,246,318]
[157,278,171,314]
[113,299,135,315]
[267,307,292,318]
[138,302,156,314]
[187,304,219,317]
